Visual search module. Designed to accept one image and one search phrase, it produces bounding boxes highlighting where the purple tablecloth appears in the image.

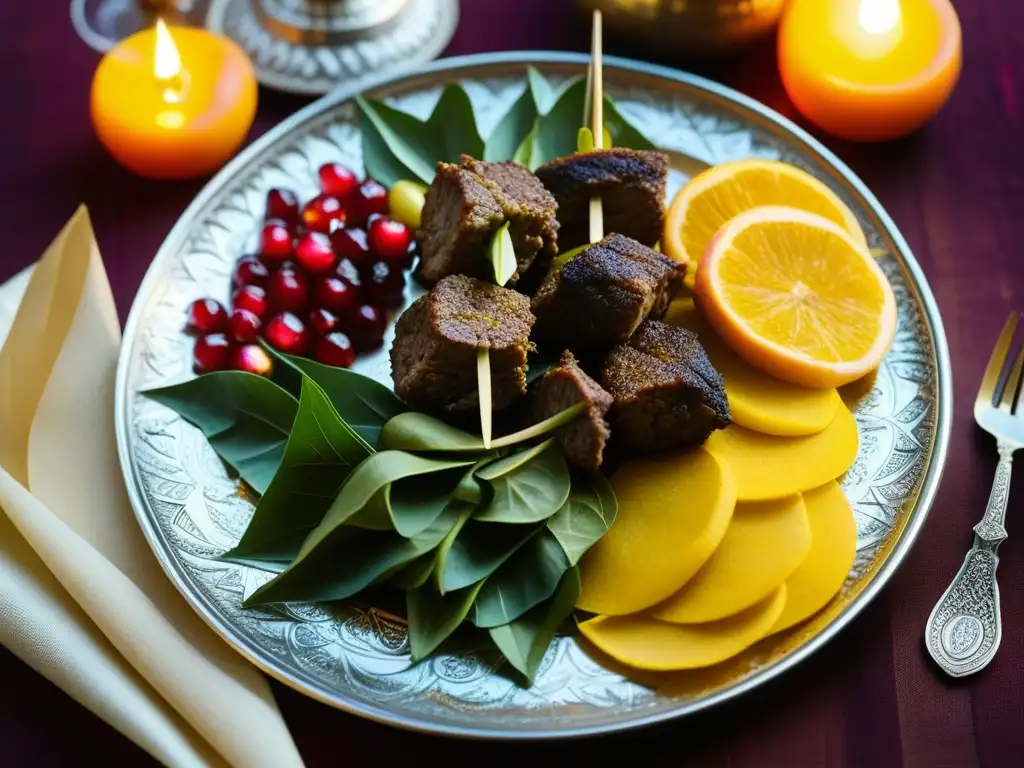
[1,2,1022,765]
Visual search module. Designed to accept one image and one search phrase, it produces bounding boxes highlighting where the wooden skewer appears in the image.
[588,10,604,245]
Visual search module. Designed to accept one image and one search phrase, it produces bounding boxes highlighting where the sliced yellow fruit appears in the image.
[664,299,841,436]
[579,585,787,671]
[577,448,736,616]
[705,405,858,501]
[663,159,867,286]
[649,495,810,624]
[694,205,897,389]
[770,481,857,633]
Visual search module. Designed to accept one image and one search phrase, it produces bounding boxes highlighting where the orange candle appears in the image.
[90,20,257,180]
[778,0,962,142]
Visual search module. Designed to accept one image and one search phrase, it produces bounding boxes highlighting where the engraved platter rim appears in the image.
[114,52,953,739]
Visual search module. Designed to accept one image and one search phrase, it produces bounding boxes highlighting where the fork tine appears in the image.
[1001,339,1024,413]
[977,313,1020,412]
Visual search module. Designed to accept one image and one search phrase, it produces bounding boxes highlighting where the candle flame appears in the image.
[858,0,901,35]
[154,19,182,82]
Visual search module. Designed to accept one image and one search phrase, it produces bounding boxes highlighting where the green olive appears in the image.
[388,180,428,229]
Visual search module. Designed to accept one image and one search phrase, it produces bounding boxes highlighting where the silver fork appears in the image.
[926,312,1024,677]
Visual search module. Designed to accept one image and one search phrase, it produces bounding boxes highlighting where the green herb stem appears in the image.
[491,402,586,449]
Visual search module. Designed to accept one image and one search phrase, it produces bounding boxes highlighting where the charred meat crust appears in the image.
[535,148,668,250]
[531,233,686,350]
[531,350,613,470]
[391,275,535,413]
[602,320,730,452]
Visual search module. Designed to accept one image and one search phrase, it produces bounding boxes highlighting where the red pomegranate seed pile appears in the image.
[185,163,415,376]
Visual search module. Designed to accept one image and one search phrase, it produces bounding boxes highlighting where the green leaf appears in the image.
[346,465,468,538]
[426,83,485,163]
[546,471,618,566]
[388,551,437,589]
[470,529,570,627]
[243,502,461,606]
[219,378,372,565]
[528,78,586,169]
[434,503,475,592]
[527,66,557,114]
[266,346,405,448]
[489,566,580,684]
[485,82,539,162]
[407,581,485,661]
[438,521,539,593]
[144,371,298,495]
[604,98,655,150]
[475,441,571,524]
[360,106,419,188]
[355,95,438,185]
[525,350,561,386]
[512,119,538,167]
[577,126,595,154]
[488,221,517,287]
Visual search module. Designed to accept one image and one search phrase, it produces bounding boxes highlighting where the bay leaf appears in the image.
[346,464,468,538]
[527,66,557,114]
[360,105,419,188]
[528,78,587,169]
[476,439,553,481]
[604,98,656,151]
[219,378,372,565]
[387,551,437,590]
[407,581,485,661]
[485,81,539,162]
[546,471,618,566]
[426,83,485,163]
[433,503,475,591]
[266,345,405,449]
[470,528,570,627]
[144,371,298,495]
[512,119,538,167]
[489,566,580,684]
[475,441,571,524]
[355,95,439,184]
[488,220,516,287]
[438,521,539,594]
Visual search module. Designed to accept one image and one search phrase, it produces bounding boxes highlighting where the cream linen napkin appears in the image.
[0,207,306,768]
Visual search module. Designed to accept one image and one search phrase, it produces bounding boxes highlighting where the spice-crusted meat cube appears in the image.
[602,320,730,452]
[391,275,535,413]
[415,156,558,287]
[535,148,668,250]
[531,233,686,350]
[531,351,613,470]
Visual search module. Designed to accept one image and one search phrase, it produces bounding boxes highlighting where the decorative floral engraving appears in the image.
[118,63,941,735]
[927,550,1000,675]
[973,443,1015,544]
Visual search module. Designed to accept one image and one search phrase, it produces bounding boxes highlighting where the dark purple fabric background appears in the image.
[1,2,1023,765]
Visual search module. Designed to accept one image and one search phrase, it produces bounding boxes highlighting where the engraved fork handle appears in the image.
[925,440,1015,677]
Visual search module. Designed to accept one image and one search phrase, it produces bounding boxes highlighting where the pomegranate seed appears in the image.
[266,188,299,228]
[314,332,356,368]
[294,231,337,274]
[309,307,341,336]
[349,304,387,352]
[264,312,311,355]
[232,285,269,319]
[367,216,413,263]
[301,194,346,234]
[335,257,362,288]
[233,256,270,288]
[267,268,311,314]
[318,163,358,198]
[186,298,228,335]
[363,261,405,307]
[193,333,232,373]
[331,227,372,269]
[260,219,294,265]
[348,179,389,226]
[314,276,358,316]
[229,308,262,344]
[233,344,274,376]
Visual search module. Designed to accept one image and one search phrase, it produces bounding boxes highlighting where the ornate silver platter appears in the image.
[115,53,952,738]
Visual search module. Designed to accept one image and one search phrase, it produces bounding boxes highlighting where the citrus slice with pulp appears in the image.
[694,205,896,389]
[663,159,866,286]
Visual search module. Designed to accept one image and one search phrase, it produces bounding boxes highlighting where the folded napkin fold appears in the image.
[0,207,306,768]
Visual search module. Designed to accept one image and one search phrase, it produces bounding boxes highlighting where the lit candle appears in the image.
[90,20,258,180]
[778,0,962,142]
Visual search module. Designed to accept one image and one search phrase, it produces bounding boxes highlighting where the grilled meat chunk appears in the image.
[602,320,730,452]
[531,351,613,470]
[535,148,668,250]
[415,156,558,287]
[531,233,686,350]
[391,275,535,413]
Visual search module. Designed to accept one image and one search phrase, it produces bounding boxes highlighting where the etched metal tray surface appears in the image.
[115,53,952,738]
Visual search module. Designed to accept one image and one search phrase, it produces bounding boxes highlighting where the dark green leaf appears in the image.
[144,371,298,495]
[438,521,539,594]
[488,221,516,286]
[426,84,485,163]
[360,106,419,188]
[434,503,475,591]
[475,441,571,523]
[387,551,437,589]
[604,97,655,151]
[470,529,570,627]
[407,581,485,661]
[355,95,438,184]
[489,567,580,684]
[346,465,468,538]
[484,82,539,162]
[219,378,372,565]
[527,66,557,113]
[266,346,405,449]
[219,555,287,575]
[546,471,618,566]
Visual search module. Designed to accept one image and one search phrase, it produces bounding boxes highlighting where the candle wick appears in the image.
[160,69,190,105]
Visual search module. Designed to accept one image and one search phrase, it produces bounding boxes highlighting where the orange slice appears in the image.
[663,159,867,286]
[694,205,896,389]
